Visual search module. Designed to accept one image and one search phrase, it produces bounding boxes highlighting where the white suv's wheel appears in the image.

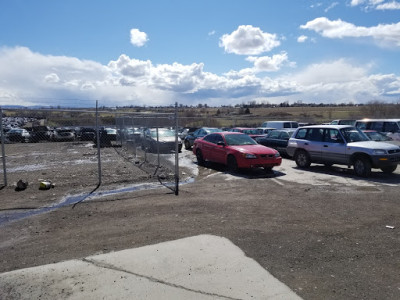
[353,157,371,177]
[294,150,311,168]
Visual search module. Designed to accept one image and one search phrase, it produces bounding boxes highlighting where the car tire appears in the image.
[227,155,238,173]
[353,157,372,177]
[196,150,205,166]
[264,167,273,173]
[294,150,311,168]
[184,140,191,150]
[381,165,397,174]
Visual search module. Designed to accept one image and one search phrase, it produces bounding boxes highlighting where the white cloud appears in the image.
[325,2,339,12]
[130,28,148,47]
[297,35,308,43]
[300,17,400,48]
[350,0,366,6]
[376,1,400,9]
[0,46,399,107]
[44,73,60,83]
[288,59,367,85]
[219,25,280,55]
[350,0,400,10]
[310,3,323,8]
[246,52,290,72]
[208,30,216,36]
[279,59,400,102]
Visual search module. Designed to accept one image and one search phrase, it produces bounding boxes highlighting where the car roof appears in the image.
[232,127,256,130]
[214,132,244,136]
[356,119,400,122]
[298,125,354,129]
[272,128,296,132]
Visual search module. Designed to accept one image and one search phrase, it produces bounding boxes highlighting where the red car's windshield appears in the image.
[224,134,257,146]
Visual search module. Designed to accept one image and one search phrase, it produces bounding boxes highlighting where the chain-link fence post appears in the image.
[174,102,179,195]
[0,107,7,186]
[95,101,102,186]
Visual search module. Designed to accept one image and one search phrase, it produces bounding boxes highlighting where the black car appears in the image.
[179,127,199,140]
[183,127,221,150]
[29,126,53,142]
[255,129,296,157]
[79,127,96,141]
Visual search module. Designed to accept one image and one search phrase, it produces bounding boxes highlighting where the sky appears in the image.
[0,0,400,108]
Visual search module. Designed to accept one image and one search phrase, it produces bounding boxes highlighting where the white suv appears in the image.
[286,125,400,177]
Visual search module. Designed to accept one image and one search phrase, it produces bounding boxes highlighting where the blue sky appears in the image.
[0,0,400,107]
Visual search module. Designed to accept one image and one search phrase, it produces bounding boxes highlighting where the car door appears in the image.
[302,128,324,162]
[201,134,225,163]
[211,134,227,164]
[320,129,347,164]
[266,130,280,149]
[201,134,216,160]
[276,131,290,153]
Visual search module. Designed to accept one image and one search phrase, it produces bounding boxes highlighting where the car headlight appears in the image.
[373,149,387,155]
[274,152,281,158]
[243,153,257,159]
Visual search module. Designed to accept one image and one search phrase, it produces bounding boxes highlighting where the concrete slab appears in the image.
[0,235,302,299]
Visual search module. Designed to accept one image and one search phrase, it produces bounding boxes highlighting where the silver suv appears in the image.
[286,125,400,177]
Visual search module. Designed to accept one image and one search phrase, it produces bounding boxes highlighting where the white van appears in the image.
[261,121,299,129]
[355,119,400,141]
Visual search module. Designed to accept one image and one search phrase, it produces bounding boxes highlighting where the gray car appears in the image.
[286,125,400,177]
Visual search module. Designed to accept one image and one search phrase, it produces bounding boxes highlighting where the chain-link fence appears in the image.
[0,103,181,194]
[115,110,181,194]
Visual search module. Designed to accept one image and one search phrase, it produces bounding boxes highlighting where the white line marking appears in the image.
[271,178,284,186]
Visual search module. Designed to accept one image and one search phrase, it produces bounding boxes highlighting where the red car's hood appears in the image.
[229,144,277,154]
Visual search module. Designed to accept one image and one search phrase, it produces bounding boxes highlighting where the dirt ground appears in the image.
[1,141,400,300]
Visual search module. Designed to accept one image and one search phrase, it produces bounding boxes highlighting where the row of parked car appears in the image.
[184,119,400,177]
[1,126,118,144]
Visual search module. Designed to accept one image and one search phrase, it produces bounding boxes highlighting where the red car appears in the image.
[193,132,282,172]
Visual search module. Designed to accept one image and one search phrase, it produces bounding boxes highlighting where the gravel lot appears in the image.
[1,142,400,299]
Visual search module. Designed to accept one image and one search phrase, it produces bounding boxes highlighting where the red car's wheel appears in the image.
[227,155,238,173]
[196,150,205,166]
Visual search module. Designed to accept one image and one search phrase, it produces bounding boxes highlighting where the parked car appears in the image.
[255,129,296,157]
[355,119,400,141]
[94,128,113,147]
[183,127,221,150]
[6,128,31,143]
[286,125,400,177]
[179,127,199,140]
[260,121,299,129]
[193,132,282,173]
[52,128,76,142]
[229,127,264,139]
[104,128,117,141]
[330,119,356,125]
[79,127,96,141]
[142,128,182,153]
[363,130,400,146]
[256,127,276,135]
[29,126,53,142]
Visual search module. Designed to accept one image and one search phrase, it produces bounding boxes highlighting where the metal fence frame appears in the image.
[0,102,181,194]
[0,107,7,186]
[115,103,180,195]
